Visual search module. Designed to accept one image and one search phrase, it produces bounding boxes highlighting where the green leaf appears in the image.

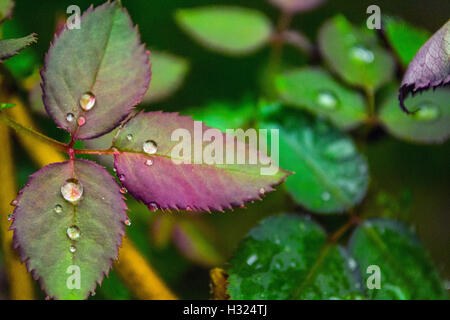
[276,67,367,130]
[227,214,363,299]
[318,15,395,91]
[379,87,450,143]
[11,160,128,299]
[185,100,255,132]
[261,109,369,213]
[0,102,15,110]
[141,51,189,104]
[41,2,151,140]
[383,17,430,67]
[0,0,13,23]
[349,219,447,299]
[175,6,273,56]
[0,33,37,62]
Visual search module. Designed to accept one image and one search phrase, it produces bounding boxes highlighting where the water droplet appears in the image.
[321,192,331,201]
[145,159,153,166]
[149,202,158,212]
[350,45,374,63]
[77,116,86,127]
[317,90,339,110]
[118,174,125,182]
[69,245,76,253]
[124,219,131,226]
[79,92,96,111]
[348,258,357,270]
[186,206,192,211]
[10,199,18,206]
[66,226,80,240]
[414,103,440,121]
[54,204,63,213]
[91,291,96,297]
[126,134,133,141]
[143,140,157,155]
[7,214,14,221]
[120,187,127,194]
[246,254,258,266]
[61,179,83,203]
[259,188,265,195]
[324,139,355,160]
[66,113,74,122]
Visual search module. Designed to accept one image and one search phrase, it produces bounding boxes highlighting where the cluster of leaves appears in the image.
[0,0,448,300]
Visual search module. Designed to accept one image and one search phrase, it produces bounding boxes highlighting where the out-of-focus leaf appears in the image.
[186,100,255,132]
[175,6,273,56]
[383,17,430,67]
[399,20,450,113]
[0,102,15,110]
[318,15,395,91]
[0,0,13,23]
[113,112,289,212]
[141,51,189,104]
[227,214,363,299]
[41,2,150,140]
[0,33,37,62]
[268,0,325,13]
[210,268,230,300]
[380,87,450,143]
[172,219,224,267]
[349,219,447,299]
[11,160,128,299]
[276,67,367,130]
[151,215,175,248]
[261,109,369,214]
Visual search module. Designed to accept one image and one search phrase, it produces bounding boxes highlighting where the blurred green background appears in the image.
[0,0,448,299]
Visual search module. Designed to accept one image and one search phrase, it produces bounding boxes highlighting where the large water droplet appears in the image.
[66,113,75,122]
[69,245,76,253]
[350,45,374,63]
[79,92,96,111]
[66,226,80,240]
[143,140,157,155]
[61,179,83,203]
[54,204,63,213]
[317,90,339,110]
[321,192,331,201]
[414,103,440,121]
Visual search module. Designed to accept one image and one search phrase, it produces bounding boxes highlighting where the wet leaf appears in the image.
[380,87,450,143]
[11,160,128,299]
[318,15,395,91]
[261,109,369,213]
[349,219,447,299]
[175,6,273,56]
[113,111,289,212]
[141,51,189,104]
[227,214,363,299]
[0,33,37,62]
[383,17,430,67]
[276,67,367,130]
[399,20,450,113]
[41,2,150,140]
[268,0,326,13]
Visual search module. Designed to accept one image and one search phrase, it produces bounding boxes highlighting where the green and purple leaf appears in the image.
[268,0,326,14]
[11,160,128,299]
[0,33,37,62]
[399,20,450,113]
[113,112,289,212]
[41,2,150,140]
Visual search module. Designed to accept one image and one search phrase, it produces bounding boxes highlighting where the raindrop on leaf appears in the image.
[61,179,83,203]
[317,90,339,110]
[143,140,158,155]
[126,134,133,141]
[79,92,96,111]
[7,214,14,221]
[77,116,86,127]
[66,226,80,240]
[414,103,440,121]
[145,159,153,166]
[120,187,128,194]
[54,204,63,213]
[66,113,75,122]
[350,45,374,63]
[321,191,331,201]
[69,245,76,253]
[124,219,131,226]
[10,199,18,206]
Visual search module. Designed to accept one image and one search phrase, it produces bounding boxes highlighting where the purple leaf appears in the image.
[399,20,450,113]
[113,112,290,212]
[11,160,128,299]
[268,0,326,13]
[41,2,151,140]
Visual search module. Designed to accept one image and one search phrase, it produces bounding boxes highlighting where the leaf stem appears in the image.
[365,87,378,126]
[73,148,120,155]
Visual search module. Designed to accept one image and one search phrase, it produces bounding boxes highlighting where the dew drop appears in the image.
[66,226,80,240]
[54,204,63,213]
[321,192,331,201]
[10,199,18,206]
[124,219,131,226]
[61,179,83,203]
[77,116,86,127]
[69,245,76,253]
[91,292,96,297]
[246,254,258,266]
[145,159,153,166]
[350,45,374,63]
[348,258,357,271]
[414,103,440,121]
[126,134,133,141]
[118,174,125,182]
[149,202,158,212]
[7,214,14,221]
[259,188,265,195]
[66,113,75,122]
[324,139,356,160]
[143,140,157,155]
[120,187,128,194]
[79,92,96,111]
[317,90,339,110]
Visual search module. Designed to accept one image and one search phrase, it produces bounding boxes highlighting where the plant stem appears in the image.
[74,148,120,155]
[365,87,377,125]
